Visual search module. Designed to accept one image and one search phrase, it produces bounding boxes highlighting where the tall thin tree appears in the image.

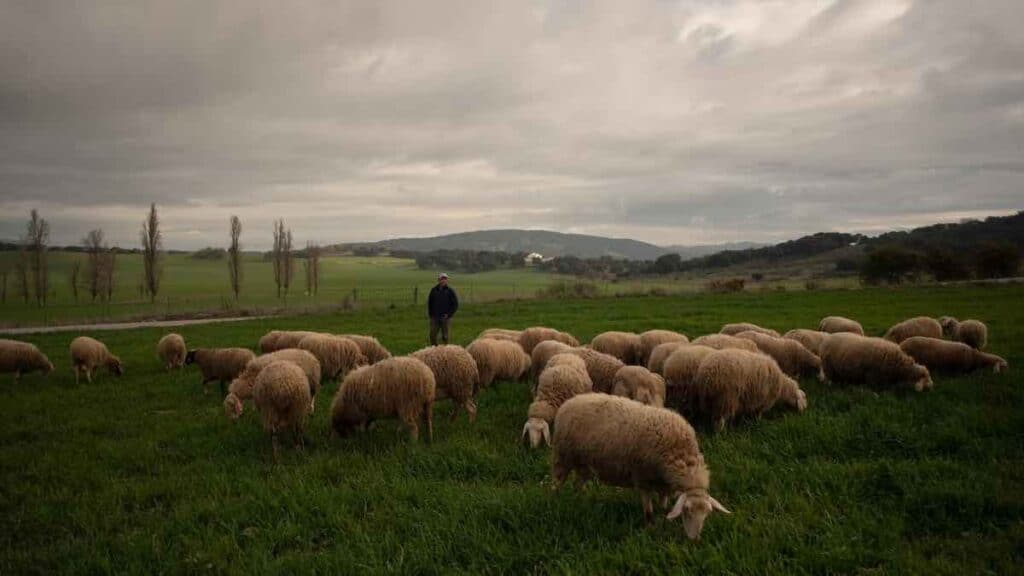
[25,209,50,306]
[282,228,294,298]
[69,260,81,303]
[272,219,284,299]
[141,203,162,302]
[82,229,105,302]
[101,249,117,302]
[228,215,243,301]
[305,242,321,296]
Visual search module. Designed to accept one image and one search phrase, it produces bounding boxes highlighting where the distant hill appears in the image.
[341,229,762,260]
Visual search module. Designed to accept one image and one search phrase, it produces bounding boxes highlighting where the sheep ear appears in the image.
[666,494,685,520]
[542,422,551,446]
[709,495,731,514]
[521,422,531,442]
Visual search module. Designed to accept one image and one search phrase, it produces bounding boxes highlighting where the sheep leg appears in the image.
[201,377,212,394]
[85,367,92,383]
[405,417,420,442]
[423,401,434,443]
[449,402,461,423]
[641,492,654,522]
[465,399,477,424]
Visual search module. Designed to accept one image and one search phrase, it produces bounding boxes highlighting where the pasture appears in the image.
[1,284,1022,573]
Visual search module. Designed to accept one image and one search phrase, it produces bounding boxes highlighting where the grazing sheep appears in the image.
[523,363,593,448]
[531,340,573,380]
[637,330,689,366]
[899,336,1008,375]
[0,339,54,383]
[224,348,322,420]
[662,346,717,412]
[818,316,864,335]
[938,317,988,350]
[252,360,312,462]
[691,334,759,353]
[734,331,823,380]
[545,352,589,375]
[467,338,531,388]
[647,341,691,375]
[691,349,808,430]
[819,333,932,392]
[719,323,780,337]
[551,394,730,539]
[337,334,392,364]
[564,347,626,394]
[297,334,366,380]
[185,347,256,395]
[884,316,943,344]
[591,331,643,365]
[518,327,580,354]
[782,329,830,356]
[156,333,187,370]
[69,336,123,385]
[410,345,480,423]
[330,357,436,442]
[478,328,522,342]
[259,330,319,353]
[611,365,666,407]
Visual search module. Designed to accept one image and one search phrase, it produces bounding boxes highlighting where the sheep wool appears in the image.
[564,347,626,394]
[662,346,717,412]
[782,329,830,356]
[735,331,823,380]
[590,331,643,365]
[899,336,1008,375]
[259,330,320,353]
[523,363,593,448]
[819,333,932,392]
[70,336,123,385]
[719,323,780,337]
[611,365,666,407]
[186,347,256,395]
[939,317,988,350]
[518,327,580,354]
[410,345,480,423]
[467,338,531,388]
[690,334,759,353]
[551,394,730,539]
[530,340,573,380]
[646,341,691,375]
[637,330,689,366]
[224,348,322,420]
[477,328,523,342]
[337,334,392,364]
[156,333,186,370]
[297,334,366,380]
[252,360,312,462]
[884,316,943,344]
[691,348,807,430]
[0,339,54,382]
[818,316,865,335]
[545,353,589,375]
[331,356,436,442]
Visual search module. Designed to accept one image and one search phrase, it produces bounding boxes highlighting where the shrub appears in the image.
[539,281,600,299]
[860,246,920,285]
[974,242,1020,279]
[706,278,745,293]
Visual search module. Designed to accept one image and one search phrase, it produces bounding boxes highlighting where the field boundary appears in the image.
[0,314,272,335]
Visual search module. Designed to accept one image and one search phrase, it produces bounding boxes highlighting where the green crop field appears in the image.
[2,285,1022,573]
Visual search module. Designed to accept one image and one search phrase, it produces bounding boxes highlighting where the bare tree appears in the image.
[69,260,82,303]
[14,251,29,303]
[305,242,321,296]
[141,203,162,302]
[82,229,106,302]
[228,215,243,301]
[272,219,284,299]
[25,209,50,306]
[101,249,117,302]
[282,228,294,298]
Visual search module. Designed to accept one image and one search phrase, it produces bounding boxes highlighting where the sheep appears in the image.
[69,336,123,385]
[637,330,689,366]
[819,333,932,392]
[337,334,392,364]
[590,331,643,365]
[545,352,589,374]
[734,331,824,380]
[719,323,780,337]
[224,348,322,420]
[938,317,988,350]
[646,341,691,375]
[690,334,760,353]
[662,346,717,412]
[899,336,1008,375]
[884,316,943,344]
[477,328,522,342]
[530,340,573,380]
[330,356,436,442]
[563,347,626,393]
[611,365,666,407]
[156,333,186,370]
[691,348,808,430]
[551,394,730,539]
[297,334,366,381]
[782,329,830,356]
[466,338,531,388]
[818,316,864,335]
[522,363,593,448]
[252,360,311,462]
[185,347,256,395]
[0,339,54,383]
[410,345,480,423]
[259,330,319,353]
[518,327,580,354]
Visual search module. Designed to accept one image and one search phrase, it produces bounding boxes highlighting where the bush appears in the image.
[191,247,226,260]
[860,246,920,285]
[538,281,600,299]
[923,247,971,281]
[974,242,1020,279]
[706,278,745,293]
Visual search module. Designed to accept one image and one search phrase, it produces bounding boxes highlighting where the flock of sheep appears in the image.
[0,313,1008,541]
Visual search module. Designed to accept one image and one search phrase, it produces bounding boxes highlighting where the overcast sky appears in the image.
[1,0,1022,250]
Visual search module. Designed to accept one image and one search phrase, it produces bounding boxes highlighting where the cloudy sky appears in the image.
[1,0,1022,250]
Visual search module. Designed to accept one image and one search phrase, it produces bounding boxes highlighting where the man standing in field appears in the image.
[428,273,459,345]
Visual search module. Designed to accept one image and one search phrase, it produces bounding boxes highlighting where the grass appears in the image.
[1,284,1022,573]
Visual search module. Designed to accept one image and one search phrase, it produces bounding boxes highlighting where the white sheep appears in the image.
[523,362,593,448]
[70,336,123,384]
[691,348,807,430]
[818,316,864,335]
[611,365,666,407]
[884,316,943,344]
[185,347,256,395]
[330,357,436,442]
[156,333,186,370]
[898,336,1008,375]
[252,360,312,462]
[0,339,54,383]
[938,317,988,350]
[637,330,689,366]
[819,333,932,392]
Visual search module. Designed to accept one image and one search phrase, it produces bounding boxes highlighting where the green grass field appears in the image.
[2,285,1022,573]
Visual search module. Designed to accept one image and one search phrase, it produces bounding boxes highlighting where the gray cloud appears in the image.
[0,0,1021,250]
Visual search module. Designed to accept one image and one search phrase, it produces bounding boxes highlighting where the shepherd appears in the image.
[427,272,459,345]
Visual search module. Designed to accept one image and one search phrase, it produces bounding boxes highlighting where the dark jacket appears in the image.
[427,284,459,319]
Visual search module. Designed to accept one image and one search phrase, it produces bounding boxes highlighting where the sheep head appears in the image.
[666,490,731,540]
[185,349,198,365]
[912,364,933,392]
[223,393,244,420]
[108,356,124,376]
[937,316,958,337]
[521,418,550,448]
[994,358,1009,374]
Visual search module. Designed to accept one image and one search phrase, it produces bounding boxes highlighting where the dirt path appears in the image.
[0,315,271,335]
